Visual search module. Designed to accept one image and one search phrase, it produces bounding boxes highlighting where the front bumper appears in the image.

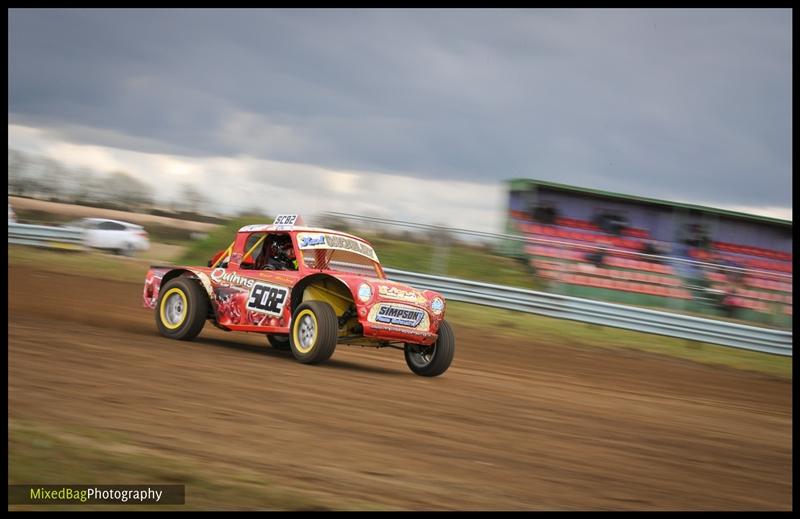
[362,322,439,346]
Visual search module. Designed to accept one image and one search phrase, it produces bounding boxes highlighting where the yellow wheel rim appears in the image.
[293,309,318,353]
[160,287,188,330]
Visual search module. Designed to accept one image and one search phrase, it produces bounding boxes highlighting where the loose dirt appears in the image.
[8,266,792,510]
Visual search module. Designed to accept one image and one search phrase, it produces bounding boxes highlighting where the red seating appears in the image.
[556,217,650,239]
[527,241,788,309]
[704,271,791,293]
[531,255,694,300]
[712,241,792,262]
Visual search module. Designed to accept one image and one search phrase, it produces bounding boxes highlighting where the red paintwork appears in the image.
[143,225,445,346]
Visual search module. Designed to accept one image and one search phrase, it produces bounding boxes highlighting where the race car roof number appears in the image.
[273,214,302,229]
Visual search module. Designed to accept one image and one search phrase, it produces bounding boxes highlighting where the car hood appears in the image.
[368,277,433,306]
[330,273,437,306]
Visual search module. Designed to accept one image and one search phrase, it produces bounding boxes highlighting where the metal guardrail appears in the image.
[384,268,793,356]
[8,222,85,250]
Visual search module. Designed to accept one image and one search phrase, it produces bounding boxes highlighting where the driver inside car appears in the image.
[256,234,297,271]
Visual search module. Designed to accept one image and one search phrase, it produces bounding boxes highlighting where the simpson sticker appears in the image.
[297,232,377,261]
[246,282,289,316]
[374,305,425,328]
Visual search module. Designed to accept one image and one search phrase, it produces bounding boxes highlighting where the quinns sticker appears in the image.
[211,268,257,289]
[247,282,289,316]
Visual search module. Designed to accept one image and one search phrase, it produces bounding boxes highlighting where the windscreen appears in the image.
[296,232,383,278]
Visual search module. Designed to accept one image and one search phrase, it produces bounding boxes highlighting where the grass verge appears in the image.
[8,245,153,284]
[8,420,376,511]
[366,234,541,290]
[446,301,791,378]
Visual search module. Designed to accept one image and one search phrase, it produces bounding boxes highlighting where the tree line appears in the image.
[8,148,217,220]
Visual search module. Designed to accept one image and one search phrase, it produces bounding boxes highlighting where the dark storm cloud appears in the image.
[8,8,792,209]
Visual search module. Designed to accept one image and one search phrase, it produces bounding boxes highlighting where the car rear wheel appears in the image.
[155,277,208,340]
[289,301,338,364]
[404,320,455,377]
[267,334,291,351]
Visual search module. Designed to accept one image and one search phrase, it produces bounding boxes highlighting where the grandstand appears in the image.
[505,179,792,328]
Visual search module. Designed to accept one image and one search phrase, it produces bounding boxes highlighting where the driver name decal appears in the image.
[296,232,377,261]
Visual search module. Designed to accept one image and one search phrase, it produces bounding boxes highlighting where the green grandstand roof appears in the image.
[508,178,792,228]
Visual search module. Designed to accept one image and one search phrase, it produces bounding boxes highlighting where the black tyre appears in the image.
[267,334,291,351]
[404,320,455,377]
[155,277,208,340]
[289,301,338,364]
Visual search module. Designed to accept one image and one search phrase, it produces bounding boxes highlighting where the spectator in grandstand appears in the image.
[586,249,605,267]
[684,223,710,249]
[593,211,627,235]
[718,286,739,318]
[641,240,665,263]
[586,237,611,268]
[593,211,610,233]
[711,251,743,283]
[608,213,628,235]
[532,201,558,224]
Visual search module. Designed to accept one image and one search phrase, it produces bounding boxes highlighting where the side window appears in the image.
[98,221,126,231]
[241,233,297,271]
[244,233,264,254]
[240,233,268,269]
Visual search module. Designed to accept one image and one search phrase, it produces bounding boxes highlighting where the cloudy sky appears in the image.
[8,8,792,230]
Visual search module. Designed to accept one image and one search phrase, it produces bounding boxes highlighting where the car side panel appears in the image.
[145,266,299,334]
[216,267,300,332]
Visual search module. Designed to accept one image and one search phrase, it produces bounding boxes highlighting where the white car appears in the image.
[8,203,16,223]
[67,217,150,256]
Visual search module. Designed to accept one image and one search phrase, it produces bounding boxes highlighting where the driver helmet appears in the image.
[270,235,295,261]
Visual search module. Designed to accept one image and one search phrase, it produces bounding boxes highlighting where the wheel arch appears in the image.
[159,268,215,318]
[291,273,354,318]
[154,274,209,341]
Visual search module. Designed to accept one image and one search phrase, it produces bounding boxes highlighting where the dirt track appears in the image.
[8,266,792,510]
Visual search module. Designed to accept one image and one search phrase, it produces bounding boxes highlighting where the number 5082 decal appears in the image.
[247,282,289,316]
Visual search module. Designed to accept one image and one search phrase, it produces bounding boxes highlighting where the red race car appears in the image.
[143,215,454,376]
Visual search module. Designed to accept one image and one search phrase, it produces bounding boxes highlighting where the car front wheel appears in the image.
[404,320,455,377]
[289,301,338,364]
